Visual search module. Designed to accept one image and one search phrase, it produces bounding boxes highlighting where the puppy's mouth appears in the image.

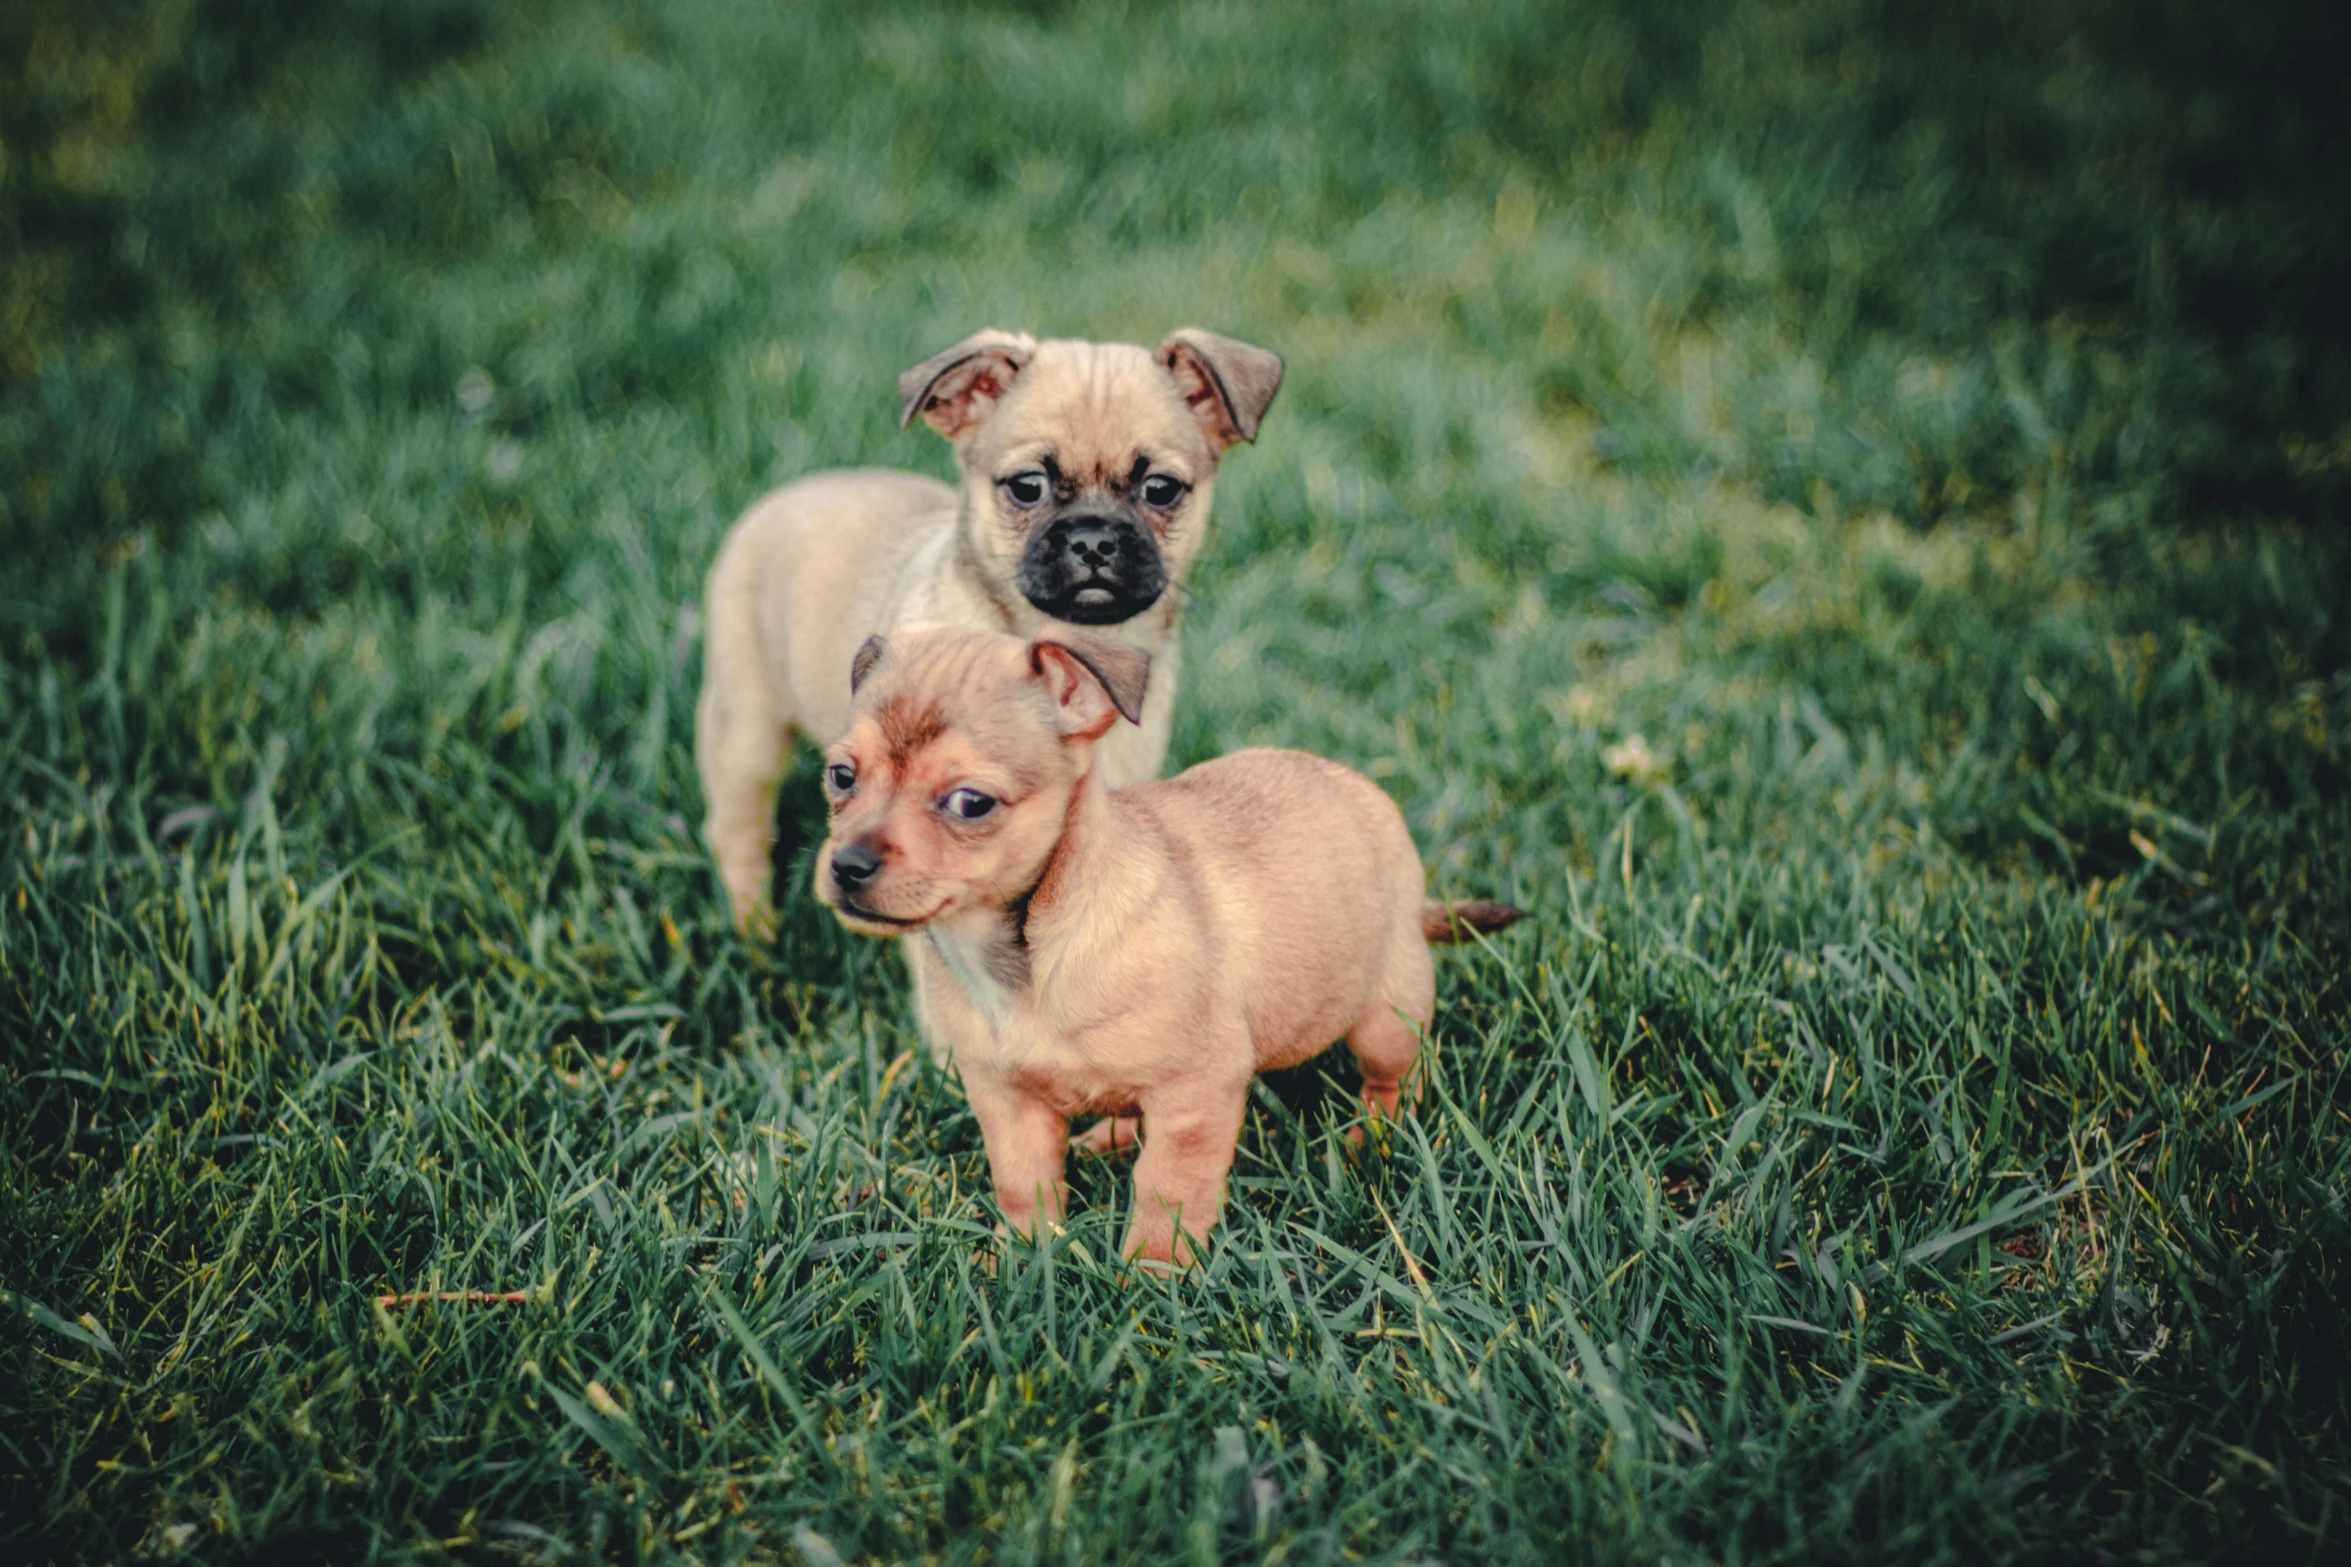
[1023,576,1163,625]
[829,898,940,935]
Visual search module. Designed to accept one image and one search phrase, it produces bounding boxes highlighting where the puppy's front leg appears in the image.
[695,620,791,937]
[1122,1079,1250,1270]
[964,1071,1070,1241]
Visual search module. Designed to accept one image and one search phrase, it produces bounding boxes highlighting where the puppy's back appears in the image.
[721,470,959,722]
[1130,749,1424,1065]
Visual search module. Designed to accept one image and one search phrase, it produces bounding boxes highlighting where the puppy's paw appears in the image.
[1071,1115,1142,1158]
[1116,1228,1205,1283]
[1344,1080,1420,1149]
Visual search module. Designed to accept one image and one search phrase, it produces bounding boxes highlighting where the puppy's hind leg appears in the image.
[696,578,793,937]
[1346,936,1435,1127]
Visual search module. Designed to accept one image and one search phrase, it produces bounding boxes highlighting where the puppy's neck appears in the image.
[926,906,1028,1029]
[920,760,1095,1013]
[1013,762,1166,995]
[926,761,1123,1028]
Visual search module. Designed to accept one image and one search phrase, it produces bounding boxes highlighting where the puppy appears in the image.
[812,623,1525,1268]
[697,327,1284,934]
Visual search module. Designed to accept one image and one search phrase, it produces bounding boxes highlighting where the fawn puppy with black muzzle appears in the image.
[812,623,1524,1268]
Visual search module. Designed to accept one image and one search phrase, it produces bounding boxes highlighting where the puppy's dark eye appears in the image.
[940,788,997,821]
[1139,473,1187,510]
[1001,471,1048,509]
[826,762,857,793]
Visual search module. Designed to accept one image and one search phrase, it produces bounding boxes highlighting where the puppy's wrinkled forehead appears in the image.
[973,340,1211,482]
[848,628,1059,774]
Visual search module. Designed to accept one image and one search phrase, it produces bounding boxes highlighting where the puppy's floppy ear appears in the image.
[1158,328,1284,449]
[898,329,1037,440]
[1030,632,1151,740]
[849,634,887,696]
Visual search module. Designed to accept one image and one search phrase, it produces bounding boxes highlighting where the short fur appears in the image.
[812,624,1526,1268]
[698,327,1282,933]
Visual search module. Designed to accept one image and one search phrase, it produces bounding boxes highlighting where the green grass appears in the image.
[4,1,2348,1561]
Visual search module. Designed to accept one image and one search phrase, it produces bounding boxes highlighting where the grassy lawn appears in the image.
[4,1,2347,1560]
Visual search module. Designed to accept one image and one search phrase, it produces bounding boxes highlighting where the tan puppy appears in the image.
[697,327,1284,934]
[812,624,1525,1268]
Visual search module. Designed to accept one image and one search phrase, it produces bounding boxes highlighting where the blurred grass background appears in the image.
[2,1,2346,1561]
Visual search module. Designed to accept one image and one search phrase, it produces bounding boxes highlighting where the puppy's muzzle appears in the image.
[1020,514,1168,625]
[823,839,921,927]
[830,842,882,892]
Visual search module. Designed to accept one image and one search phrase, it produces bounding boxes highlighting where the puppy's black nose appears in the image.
[1064,523,1122,571]
[830,843,882,891]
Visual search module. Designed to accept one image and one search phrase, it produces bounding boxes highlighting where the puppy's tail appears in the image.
[1422,900,1529,944]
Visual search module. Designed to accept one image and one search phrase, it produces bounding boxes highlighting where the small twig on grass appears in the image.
[375,1290,531,1308]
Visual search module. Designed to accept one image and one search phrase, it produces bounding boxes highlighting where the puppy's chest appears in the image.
[919,927,1136,1115]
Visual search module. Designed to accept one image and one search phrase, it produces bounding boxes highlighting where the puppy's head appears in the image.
[813,623,1150,936]
[897,328,1283,626]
